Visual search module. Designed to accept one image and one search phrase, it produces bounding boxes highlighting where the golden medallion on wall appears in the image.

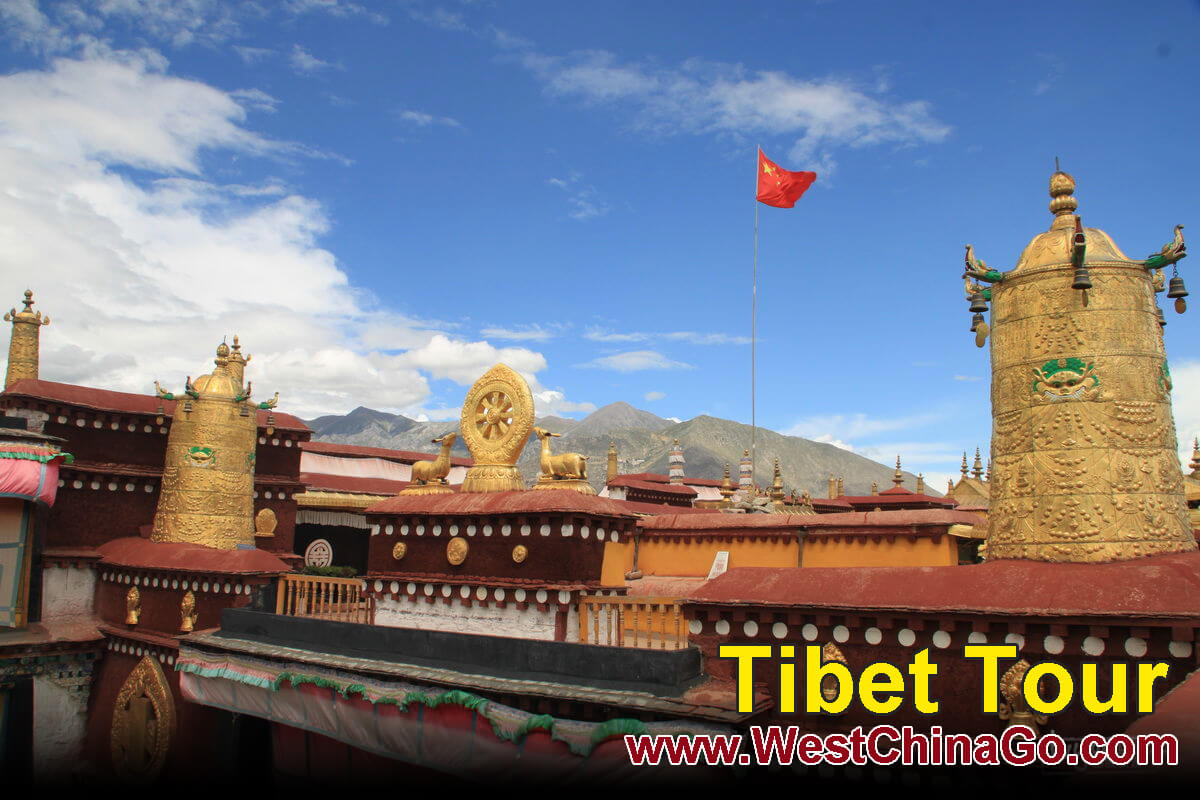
[110,655,176,783]
[392,541,407,561]
[512,544,528,563]
[446,536,469,565]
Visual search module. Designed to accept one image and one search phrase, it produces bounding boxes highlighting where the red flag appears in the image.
[756,149,816,208]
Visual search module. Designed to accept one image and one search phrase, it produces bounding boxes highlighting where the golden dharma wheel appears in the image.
[459,363,534,492]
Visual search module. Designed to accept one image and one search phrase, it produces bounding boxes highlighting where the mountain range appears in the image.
[304,401,935,497]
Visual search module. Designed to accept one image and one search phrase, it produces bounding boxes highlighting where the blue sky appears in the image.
[1,1,1198,489]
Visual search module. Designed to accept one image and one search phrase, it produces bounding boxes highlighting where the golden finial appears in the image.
[893,456,904,487]
[947,478,955,495]
[972,447,984,479]
[836,477,844,497]
[871,481,879,496]
[606,440,619,483]
[1049,160,1077,218]
[985,460,992,482]
[770,458,784,503]
[916,473,925,494]
[719,464,733,499]
[180,590,197,633]
[125,587,141,625]
[960,451,969,478]
[1190,437,1200,475]
[5,289,51,390]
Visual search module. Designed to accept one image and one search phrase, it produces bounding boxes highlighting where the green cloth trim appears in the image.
[0,450,74,464]
[183,659,656,757]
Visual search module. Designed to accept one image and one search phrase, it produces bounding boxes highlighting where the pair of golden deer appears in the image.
[410,427,587,486]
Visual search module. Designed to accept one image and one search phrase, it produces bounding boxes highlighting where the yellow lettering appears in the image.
[964,644,1017,713]
[1137,662,1170,713]
[1025,662,1073,714]
[779,645,795,713]
[1081,663,1127,713]
[859,662,904,714]
[719,644,773,713]
[908,648,940,714]
[806,644,852,714]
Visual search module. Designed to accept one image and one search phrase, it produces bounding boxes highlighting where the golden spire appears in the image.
[226,335,251,387]
[871,481,879,496]
[4,289,50,390]
[972,447,984,479]
[893,456,904,487]
[1048,163,1078,223]
[916,473,926,494]
[1191,437,1200,476]
[606,440,618,483]
[770,458,784,503]
[960,451,969,478]
[947,478,955,495]
[719,463,733,499]
[836,477,844,497]
[985,459,992,482]
[827,476,837,499]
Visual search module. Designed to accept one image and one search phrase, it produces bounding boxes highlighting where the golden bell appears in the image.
[969,293,988,313]
[1167,274,1188,299]
[970,312,984,332]
[1071,265,1092,290]
[1156,306,1167,326]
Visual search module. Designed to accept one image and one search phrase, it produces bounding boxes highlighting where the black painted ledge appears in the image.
[212,608,704,698]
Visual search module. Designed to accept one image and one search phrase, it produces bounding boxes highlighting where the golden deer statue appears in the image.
[533,427,588,481]
[411,432,456,485]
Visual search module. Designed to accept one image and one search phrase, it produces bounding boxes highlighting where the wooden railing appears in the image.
[276,574,374,625]
[578,596,687,650]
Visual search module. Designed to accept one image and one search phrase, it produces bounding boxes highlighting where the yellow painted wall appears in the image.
[801,535,957,568]
[600,540,636,586]
[634,536,800,577]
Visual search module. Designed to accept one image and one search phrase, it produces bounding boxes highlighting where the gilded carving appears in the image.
[254,507,277,536]
[998,660,1047,736]
[512,544,528,563]
[180,590,197,633]
[531,426,596,494]
[446,537,468,566]
[125,587,141,625]
[392,541,407,561]
[400,432,456,495]
[110,655,176,782]
[459,364,534,492]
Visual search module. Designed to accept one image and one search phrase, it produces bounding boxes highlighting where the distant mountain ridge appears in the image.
[302,402,935,496]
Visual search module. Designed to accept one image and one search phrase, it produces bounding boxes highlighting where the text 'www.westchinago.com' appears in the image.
[624,725,1178,768]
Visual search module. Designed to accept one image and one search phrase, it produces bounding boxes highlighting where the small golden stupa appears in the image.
[151,340,277,549]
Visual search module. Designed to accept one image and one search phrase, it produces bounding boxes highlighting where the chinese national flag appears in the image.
[756,149,816,208]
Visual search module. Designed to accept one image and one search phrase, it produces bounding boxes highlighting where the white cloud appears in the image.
[953,374,982,382]
[644,391,665,401]
[519,50,950,168]
[585,327,750,345]
[0,53,587,421]
[290,44,341,74]
[406,5,467,31]
[393,334,546,386]
[545,173,607,221]
[480,325,555,342]
[234,46,273,64]
[577,351,693,372]
[397,109,463,129]
[533,390,596,417]
[785,411,940,440]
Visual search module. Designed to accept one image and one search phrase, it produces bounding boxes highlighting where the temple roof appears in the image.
[365,488,639,519]
[687,551,1200,619]
[3,378,308,432]
[301,439,472,467]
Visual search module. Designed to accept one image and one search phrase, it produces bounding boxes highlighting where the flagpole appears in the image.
[751,147,759,491]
